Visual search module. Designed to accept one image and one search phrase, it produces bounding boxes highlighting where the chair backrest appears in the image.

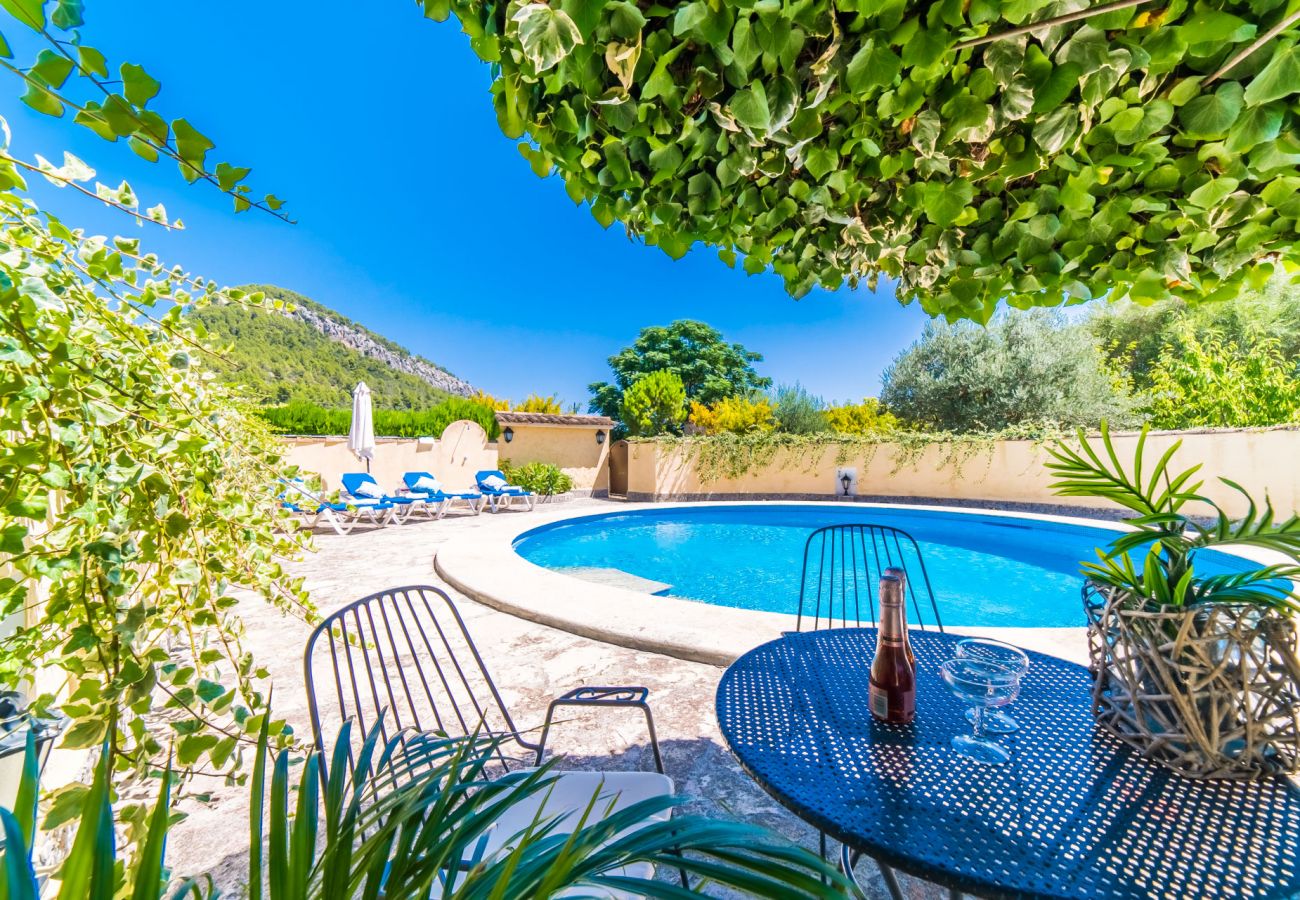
[796,524,943,633]
[475,469,505,484]
[402,471,434,490]
[304,585,534,777]
[340,472,381,497]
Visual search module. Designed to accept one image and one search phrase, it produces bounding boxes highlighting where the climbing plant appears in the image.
[0,159,311,849]
[419,0,1300,319]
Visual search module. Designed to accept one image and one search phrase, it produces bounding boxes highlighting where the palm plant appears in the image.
[1046,423,1300,612]
[0,714,846,898]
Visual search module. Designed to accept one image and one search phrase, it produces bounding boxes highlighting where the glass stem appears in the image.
[972,705,984,739]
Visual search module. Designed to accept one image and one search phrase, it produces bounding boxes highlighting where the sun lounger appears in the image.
[340,473,430,523]
[402,471,484,516]
[475,469,536,512]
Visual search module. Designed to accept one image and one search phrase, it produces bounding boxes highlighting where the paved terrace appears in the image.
[167,498,1092,898]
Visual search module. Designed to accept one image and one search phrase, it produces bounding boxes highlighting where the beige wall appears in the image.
[626,426,1300,519]
[282,420,498,493]
[280,419,613,494]
[498,423,610,493]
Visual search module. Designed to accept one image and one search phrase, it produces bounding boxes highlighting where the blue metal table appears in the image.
[716,628,1300,899]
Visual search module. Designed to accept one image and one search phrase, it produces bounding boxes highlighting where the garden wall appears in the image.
[281,420,498,493]
[279,417,612,494]
[624,426,1300,519]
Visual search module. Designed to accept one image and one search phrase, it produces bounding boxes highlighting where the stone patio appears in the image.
[166,498,1093,897]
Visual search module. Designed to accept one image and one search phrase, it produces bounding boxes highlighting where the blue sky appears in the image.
[0,1,933,407]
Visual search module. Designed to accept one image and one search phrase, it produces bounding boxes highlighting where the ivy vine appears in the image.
[641,422,1067,484]
[422,0,1300,320]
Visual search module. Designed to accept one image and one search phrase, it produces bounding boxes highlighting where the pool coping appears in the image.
[433,500,1197,667]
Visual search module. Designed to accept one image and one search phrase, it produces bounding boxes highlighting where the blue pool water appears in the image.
[514,505,1257,628]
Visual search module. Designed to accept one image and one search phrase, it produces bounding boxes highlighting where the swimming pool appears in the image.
[514,504,1256,628]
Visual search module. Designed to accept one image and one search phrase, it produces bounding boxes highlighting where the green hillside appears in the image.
[190,284,471,409]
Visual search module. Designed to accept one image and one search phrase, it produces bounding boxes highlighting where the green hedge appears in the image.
[256,399,500,439]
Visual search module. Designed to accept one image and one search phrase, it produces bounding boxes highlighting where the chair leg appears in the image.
[841,846,905,900]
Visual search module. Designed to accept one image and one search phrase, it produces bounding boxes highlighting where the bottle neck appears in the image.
[878,597,906,642]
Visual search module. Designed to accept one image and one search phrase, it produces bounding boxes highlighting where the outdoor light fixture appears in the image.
[0,693,63,817]
[503,427,513,443]
[596,430,606,445]
[841,473,852,497]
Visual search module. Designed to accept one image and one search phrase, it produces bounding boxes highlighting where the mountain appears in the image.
[190,284,475,409]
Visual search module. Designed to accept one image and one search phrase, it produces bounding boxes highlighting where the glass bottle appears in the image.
[883,565,916,669]
[869,573,916,724]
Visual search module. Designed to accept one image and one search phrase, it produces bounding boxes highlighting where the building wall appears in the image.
[498,423,610,493]
[281,420,498,493]
[625,427,1300,519]
[280,420,611,494]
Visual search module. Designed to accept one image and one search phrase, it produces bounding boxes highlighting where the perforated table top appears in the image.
[716,628,1300,899]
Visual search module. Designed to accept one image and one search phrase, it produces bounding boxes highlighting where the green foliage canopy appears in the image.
[589,319,770,420]
[825,397,901,435]
[621,369,689,435]
[421,0,1300,320]
[880,309,1135,430]
[688,394,776,432]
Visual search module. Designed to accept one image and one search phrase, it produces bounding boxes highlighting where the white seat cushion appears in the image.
[474,769,674,896]
[481,474,508,489]
[412,475,442,492]
[352,481,384,498]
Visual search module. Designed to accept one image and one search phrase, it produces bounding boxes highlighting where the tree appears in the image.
[1141,331,1300,429]
[689,395,775,434]
[589,320,770,420]
[419,0,1300,320]
[771,384,831,434]
[621,370,688,436]
[825,399,900,436]
[880,311,1135,432]
[1090,269,1300,391]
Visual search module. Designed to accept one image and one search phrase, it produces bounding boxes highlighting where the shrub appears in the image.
[500,460,575,496]
[1141,331,1300,429]
[514,392,564,413]
[621,370,687,437]
[688,395,775,434]
[468,389,511,410]
[880,311,1136,432]
[772,383,831,434]
[825,398,900,436]
[256,398,500,439]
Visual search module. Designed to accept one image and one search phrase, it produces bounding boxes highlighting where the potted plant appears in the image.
[1047,424,1300,780]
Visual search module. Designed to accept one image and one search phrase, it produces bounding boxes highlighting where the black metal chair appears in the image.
[303,585,673,873]
[796,526,942,900]
[796,523,943,633]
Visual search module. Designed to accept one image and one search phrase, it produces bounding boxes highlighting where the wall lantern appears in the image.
[595,430,606,445]
[0,693,63,815]
[502,427,514,444]
[840,473,852,497]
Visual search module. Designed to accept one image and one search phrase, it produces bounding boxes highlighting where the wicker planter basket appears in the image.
[1084,581,1300,780]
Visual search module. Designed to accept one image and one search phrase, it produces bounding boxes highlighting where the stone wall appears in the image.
[625,426,1300,519]
[498,422,610,494]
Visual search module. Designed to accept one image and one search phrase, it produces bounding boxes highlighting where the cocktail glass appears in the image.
[940,658,1021,765]
[956,638,1029,734]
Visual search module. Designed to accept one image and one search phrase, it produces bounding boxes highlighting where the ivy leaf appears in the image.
[1179,82,1243,136]
[0,0,44,30]
[512,3,583,73]
[607,0,645,39]
[1226,103,1283,153]
[51,0,84,29]
[76,45,108,78]
[1030,62,1083,114]
[120,62,161,107]
[20,83,62,117]
[1187,177,1239,208]
[172,119,214,184]
[845,40,901,94]
[1032,105,1078,153]
[215,161,251,192]
[1244,44,1300,107]
[922,179,973,226]
[729,82,770,133]
[31,50,74,89]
